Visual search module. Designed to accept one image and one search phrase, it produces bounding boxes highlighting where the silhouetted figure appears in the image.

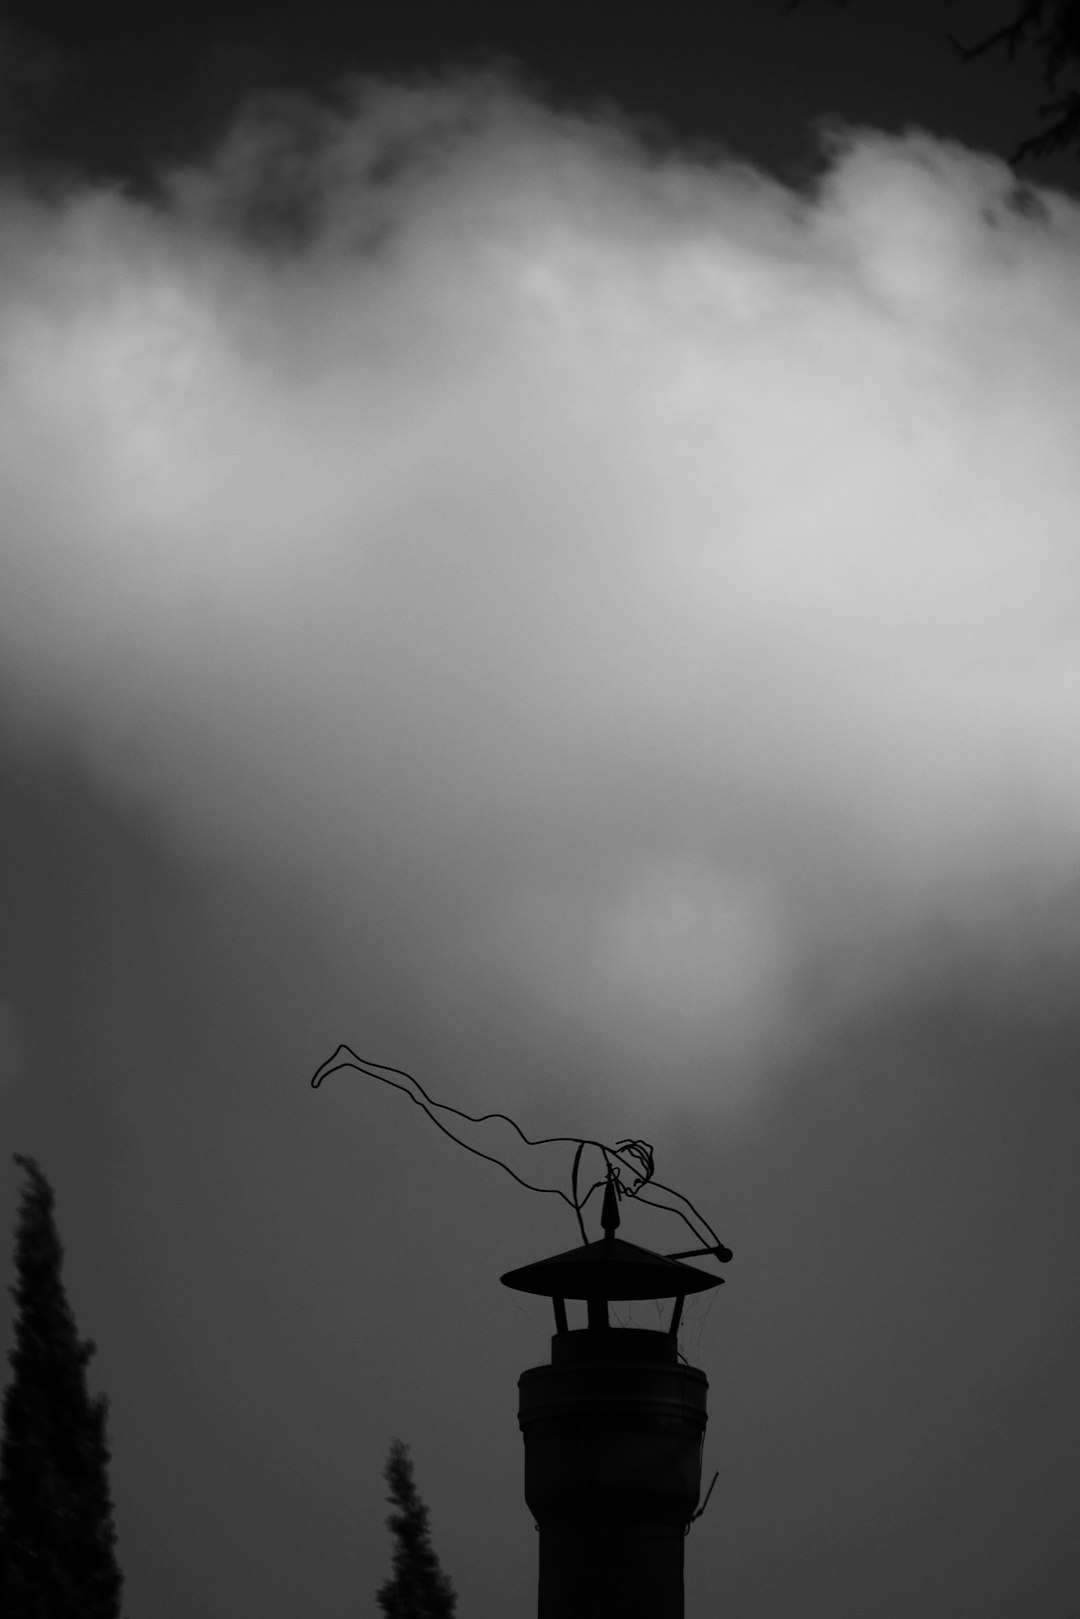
[0,1154,124,1619]
[377,1440,457,1619]
[311,1047,732,1261]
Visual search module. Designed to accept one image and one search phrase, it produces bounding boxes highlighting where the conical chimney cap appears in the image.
[500,1236,723,1302]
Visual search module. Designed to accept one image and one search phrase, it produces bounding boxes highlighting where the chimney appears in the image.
[501,1177,726,1619]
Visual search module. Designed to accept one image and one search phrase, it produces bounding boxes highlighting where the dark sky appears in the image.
[1,3,1079,1617]
[0,0,1072,185]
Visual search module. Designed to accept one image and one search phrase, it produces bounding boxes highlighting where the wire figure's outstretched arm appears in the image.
[310,1045,731,1260]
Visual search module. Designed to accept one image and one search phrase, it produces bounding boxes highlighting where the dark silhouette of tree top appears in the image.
[377,1440,457,1619]
[951,0,1080,158]
[795,0,1080,160]
[0,1154,124,1619]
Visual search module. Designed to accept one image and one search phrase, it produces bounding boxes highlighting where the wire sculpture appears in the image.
[310,1045,732,1262]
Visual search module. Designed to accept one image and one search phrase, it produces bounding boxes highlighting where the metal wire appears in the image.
[687,1469,720,1531]
[310,1044,732,1260]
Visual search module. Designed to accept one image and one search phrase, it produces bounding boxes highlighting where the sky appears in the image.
[1,2,1079,1616]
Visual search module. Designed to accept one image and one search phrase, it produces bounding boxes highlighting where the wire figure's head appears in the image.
[609,1139,654,1196]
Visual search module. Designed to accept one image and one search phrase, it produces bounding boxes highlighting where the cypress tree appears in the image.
[0,1154,124,1619]
[376,1439,457,1618]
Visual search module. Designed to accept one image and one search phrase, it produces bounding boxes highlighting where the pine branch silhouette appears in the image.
[376,1439,457,1619]
[0,1155,125,1619]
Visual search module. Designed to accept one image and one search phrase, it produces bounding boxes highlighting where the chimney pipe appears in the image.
[502,1229,723,1618]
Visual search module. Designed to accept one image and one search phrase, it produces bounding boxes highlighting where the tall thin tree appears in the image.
[377,1439,457,1619]
[0,1154,124,1619]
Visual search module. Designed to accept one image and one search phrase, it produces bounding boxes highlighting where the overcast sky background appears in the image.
[1,2,1079,1616]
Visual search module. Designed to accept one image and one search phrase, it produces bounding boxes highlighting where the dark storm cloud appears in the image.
[2,76,1080,1103]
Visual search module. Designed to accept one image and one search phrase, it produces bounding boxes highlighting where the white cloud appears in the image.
[2,79,1080,1100]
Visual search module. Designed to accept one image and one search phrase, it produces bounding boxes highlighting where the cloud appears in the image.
[1,75,1080,1100]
